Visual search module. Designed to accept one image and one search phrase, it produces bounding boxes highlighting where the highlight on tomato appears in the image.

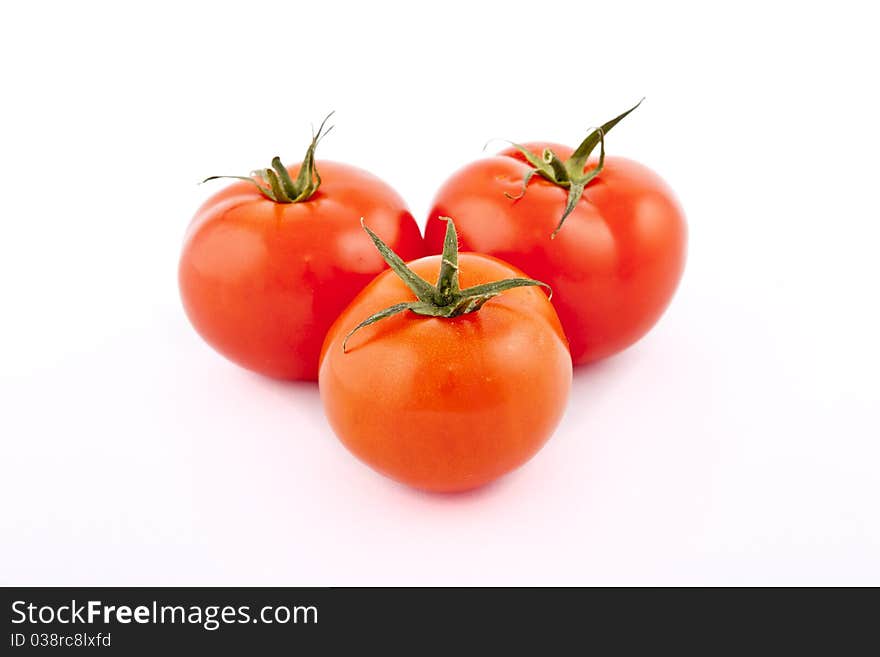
[179,114,424,380]
[424,100,687,365]
[319,217,572,492]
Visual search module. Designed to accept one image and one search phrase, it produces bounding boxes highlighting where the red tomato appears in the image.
[425,109,687,365]
[319,219,571,492]
[179,120,424,380]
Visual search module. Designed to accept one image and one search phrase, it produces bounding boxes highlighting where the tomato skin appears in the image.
[425,146,687,364]
[179,160,424,380]
[319,254,572,492]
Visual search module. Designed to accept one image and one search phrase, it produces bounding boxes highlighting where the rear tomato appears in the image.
[425,103,687,365]
[179,117,424,380]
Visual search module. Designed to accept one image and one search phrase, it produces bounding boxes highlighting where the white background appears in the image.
[2,1,878,585]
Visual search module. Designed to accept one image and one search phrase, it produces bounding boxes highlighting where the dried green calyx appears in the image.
[202,112,334,203]
[505,99,643,238]
[343,217,550,352]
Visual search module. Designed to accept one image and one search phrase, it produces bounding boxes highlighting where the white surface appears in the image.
[2,1,879,586]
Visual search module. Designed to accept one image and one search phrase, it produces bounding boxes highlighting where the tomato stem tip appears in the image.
[504,98,643,237]
[202,112,335,203]
[342,217,550,352]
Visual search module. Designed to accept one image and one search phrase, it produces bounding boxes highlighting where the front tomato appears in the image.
[319,219,572,492]
[179,116,424,380]
[425,102,687,365]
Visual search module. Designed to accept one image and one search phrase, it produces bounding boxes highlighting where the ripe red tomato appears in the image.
[319,219,571,492]
[424,105,687,365]
[179,118,424,380]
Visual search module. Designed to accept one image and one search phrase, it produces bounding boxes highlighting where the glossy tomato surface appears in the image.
[180,161,423,380]
[425,146,687,365]
[319,254,572,492]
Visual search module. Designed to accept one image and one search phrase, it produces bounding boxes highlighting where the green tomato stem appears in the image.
[343,217,550,352]
[505,99,643,237]
[201,112,334,203]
